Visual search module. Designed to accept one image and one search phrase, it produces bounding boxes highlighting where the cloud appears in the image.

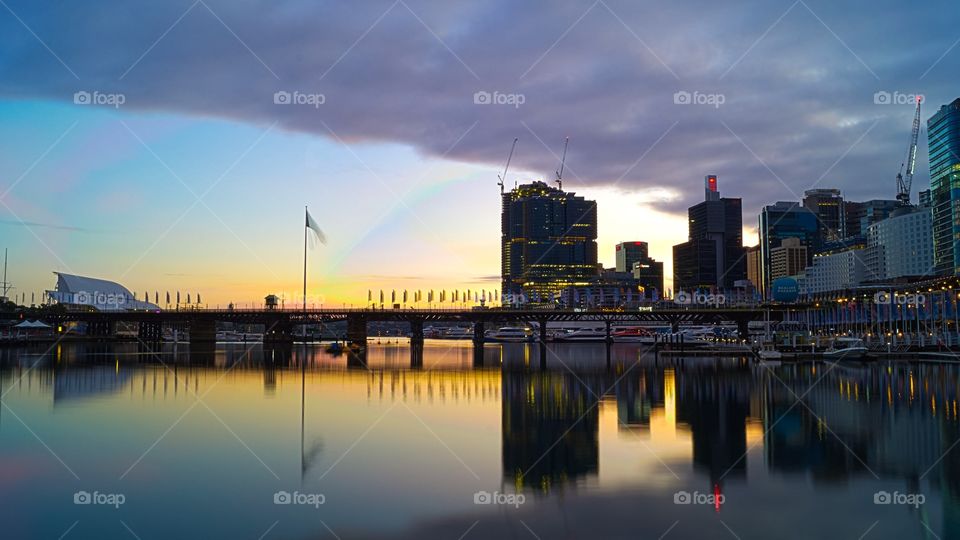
[0,219,88,232]
[0,0,956,219]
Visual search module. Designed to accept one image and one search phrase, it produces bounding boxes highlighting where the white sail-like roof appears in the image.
[47,272,160,311]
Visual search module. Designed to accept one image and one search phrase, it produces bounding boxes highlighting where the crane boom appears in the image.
[896,96,922,205]
[555,137,569,190]
[498,138,518,194]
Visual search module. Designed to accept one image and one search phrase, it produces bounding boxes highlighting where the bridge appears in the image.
[38,307,787,346]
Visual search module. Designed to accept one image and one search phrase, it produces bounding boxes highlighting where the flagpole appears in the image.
[303,206,308,340]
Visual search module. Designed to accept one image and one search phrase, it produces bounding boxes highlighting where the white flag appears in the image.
[305,209,327,247]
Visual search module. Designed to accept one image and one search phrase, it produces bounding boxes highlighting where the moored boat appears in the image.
[823,337,869,361]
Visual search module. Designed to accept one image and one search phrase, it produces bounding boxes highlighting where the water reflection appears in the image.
[2,342,960,538]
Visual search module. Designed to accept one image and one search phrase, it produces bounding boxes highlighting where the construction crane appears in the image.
[497,137,518,194]
[555,137,569,190]
[896,96,922,206]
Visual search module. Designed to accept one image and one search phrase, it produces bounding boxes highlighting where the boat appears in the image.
[441,327,474,340]
[610,327,656,343]
[823,337,869,361]
[486,327,532,342]
[756,344,783,362]
[659,330,712,347]
[555,326,607,342]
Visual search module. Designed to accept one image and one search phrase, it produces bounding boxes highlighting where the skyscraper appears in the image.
[672,176,745,291]
[802,188,844,242]
[844,199,902,238]
[615,241,648,272]
[501,181,599,300]
[928,97,960,275]
[758,201,818,297]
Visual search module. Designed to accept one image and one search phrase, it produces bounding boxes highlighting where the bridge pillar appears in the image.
[346,315,367,346]
[410,318,424,345]
[87,319,115,338]
[736,318,750,343]
[411,340,423,369]
[263,317,294,345]
[473,344,484,367]
[189,319,217,344]
[538,318,548,344]
[138,321,163,342]
[472,321,485,345]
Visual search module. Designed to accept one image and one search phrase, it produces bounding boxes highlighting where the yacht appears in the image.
[556,326,607,342]
[486,327,532,342]
[442,327,474,340]
[823,337,869,361]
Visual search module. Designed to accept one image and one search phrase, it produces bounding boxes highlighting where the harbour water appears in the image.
[2,341,959,539]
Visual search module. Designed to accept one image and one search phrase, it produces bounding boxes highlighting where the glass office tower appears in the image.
[501,181,599,301]
[928,98,960,275]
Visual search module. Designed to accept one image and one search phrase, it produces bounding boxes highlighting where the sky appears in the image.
[0,0,958,306]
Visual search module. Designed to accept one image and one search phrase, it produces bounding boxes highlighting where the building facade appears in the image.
[615,241,647,273]
[802,249,870,294]
[672,176,745,291]
[758,201,818,297]
[632,259,664,295]
[769,237,808,281]
[844,199,900,238]
[803,188,845,242]
[928,97,960,275]
[867,206,935,280]
[501,181,599,300]
[745,245,762,289]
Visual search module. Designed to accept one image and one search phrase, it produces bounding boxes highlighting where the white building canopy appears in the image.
[46,272,160,311]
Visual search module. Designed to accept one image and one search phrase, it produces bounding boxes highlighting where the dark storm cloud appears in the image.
[1,0,957,219]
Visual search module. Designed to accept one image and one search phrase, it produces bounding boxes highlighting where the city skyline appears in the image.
[2,0,959,305]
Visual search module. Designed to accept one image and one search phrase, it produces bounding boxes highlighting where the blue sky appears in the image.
[1,0,958,303]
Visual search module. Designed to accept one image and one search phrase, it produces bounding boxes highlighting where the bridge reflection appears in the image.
[3,342,960,516]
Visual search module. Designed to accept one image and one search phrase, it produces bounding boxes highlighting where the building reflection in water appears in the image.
[6,342,960,535]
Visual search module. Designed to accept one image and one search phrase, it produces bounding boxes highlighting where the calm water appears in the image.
[2,341,959,539]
